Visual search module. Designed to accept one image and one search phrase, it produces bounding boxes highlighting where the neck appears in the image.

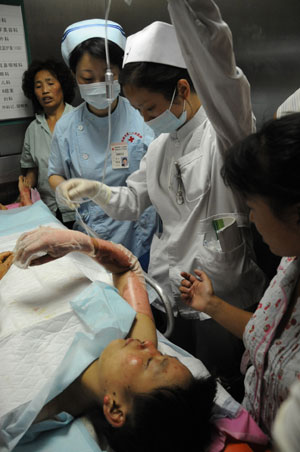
[186,93,201,121]
[34,361,101,424]
[88,96,119,117]
[44,102,65,121]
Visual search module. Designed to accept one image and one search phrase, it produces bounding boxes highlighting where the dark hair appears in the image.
[221,113,300,218]
[22,59,76,113]
[119,62,196,101]
[90,376,216,452]
[69,37,124,74]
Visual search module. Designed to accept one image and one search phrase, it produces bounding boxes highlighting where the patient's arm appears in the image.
[18,175,32,206]
[14,227,156,344]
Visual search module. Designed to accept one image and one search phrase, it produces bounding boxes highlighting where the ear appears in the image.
[102,395,127,428]
[177,79,190,99]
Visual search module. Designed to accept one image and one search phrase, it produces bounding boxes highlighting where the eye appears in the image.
[146,358,153,368]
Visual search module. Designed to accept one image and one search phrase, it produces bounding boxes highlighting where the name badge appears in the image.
[111,143,129,169]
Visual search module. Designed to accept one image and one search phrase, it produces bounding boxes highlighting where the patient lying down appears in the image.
[13,227,216,452]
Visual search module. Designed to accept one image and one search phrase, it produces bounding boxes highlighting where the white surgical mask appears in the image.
[146,89,187,137]
[78,80,120,110]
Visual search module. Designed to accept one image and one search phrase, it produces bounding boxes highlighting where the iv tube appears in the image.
[102,0,113,184]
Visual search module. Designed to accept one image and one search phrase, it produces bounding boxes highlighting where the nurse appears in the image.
[48,19,157,268]
[56,0,267,394]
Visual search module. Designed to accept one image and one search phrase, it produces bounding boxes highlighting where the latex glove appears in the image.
[13,226,139,276]
[0,251,14,279]
[13,226,150,318]
[56,178,111,210]
[13,226,94,268]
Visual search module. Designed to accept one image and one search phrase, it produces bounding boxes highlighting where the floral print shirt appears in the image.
[242,256,300,435]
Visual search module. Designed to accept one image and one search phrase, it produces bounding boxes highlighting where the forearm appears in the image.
[18,175,32,206]
[206,295,252,339]
[168,0,254,146]
[25,168,38,187]
[113,271,156,345]
[49,174,65,191]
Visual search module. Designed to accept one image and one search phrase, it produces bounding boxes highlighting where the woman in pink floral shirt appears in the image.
[179,113,300,436]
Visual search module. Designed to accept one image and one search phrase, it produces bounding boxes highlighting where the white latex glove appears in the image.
[13,226,94,268]
[13,226,151,318]
[56,178,111,210]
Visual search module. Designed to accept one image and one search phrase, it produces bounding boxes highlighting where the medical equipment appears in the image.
[100,0,113,184]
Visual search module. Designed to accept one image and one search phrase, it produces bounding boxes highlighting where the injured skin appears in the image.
[18,175,32,207]
[0,251,14,279]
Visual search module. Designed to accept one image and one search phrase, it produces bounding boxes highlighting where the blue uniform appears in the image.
[48,96,157,258]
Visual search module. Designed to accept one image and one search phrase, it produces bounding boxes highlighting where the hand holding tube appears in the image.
[56,178,111,210]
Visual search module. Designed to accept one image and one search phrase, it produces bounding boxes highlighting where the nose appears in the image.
[142,340,160,355]
[249,210,254,223]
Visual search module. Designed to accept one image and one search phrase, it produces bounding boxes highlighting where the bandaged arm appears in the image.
[13,227,156,344]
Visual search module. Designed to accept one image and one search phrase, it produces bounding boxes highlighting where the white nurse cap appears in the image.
[61,19,127,66]
[123,21,186,69]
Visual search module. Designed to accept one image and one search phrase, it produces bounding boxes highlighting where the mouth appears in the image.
[42,97,53,103]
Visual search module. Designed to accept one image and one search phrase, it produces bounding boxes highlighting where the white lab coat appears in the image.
[102,0,267,318]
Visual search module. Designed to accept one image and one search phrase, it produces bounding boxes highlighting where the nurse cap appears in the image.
[123,21,186,69]
[61,18,127,66]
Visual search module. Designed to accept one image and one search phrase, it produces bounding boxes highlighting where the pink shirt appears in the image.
[242,256,300,434]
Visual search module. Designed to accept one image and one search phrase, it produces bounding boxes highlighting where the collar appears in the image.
[82,97,121,123]
[169,105,207,141]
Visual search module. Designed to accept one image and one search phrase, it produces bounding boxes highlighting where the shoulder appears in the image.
[25,114,45,134]
[55,103,84,131]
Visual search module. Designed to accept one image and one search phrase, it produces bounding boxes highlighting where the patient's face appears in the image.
[98,338,192,395]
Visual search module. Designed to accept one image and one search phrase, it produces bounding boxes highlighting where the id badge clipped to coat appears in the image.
[111,143,129,169]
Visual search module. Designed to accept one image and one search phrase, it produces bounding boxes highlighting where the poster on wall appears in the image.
[0,2,33,121]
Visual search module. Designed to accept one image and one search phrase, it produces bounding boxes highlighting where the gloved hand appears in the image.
[13,226,151,318]
[13,226,140,276]
[56,178,111,210]
[13,226,94,268]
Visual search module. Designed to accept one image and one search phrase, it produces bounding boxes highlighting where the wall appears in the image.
[1,0,300,201]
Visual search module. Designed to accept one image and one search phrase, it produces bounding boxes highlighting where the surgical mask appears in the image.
[78,80,120,110]
[146,89,187,136]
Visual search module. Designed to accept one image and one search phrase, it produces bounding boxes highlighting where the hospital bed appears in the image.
[0,201,267,452]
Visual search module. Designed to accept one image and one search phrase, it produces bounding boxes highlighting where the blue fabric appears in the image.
[48,97,157,257]
[15,414,103,452]
[0,200,60,236]
[2,281,135,452]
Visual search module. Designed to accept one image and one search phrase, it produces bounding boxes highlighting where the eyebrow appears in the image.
[35,77,54,84]
[159,357,169,370]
